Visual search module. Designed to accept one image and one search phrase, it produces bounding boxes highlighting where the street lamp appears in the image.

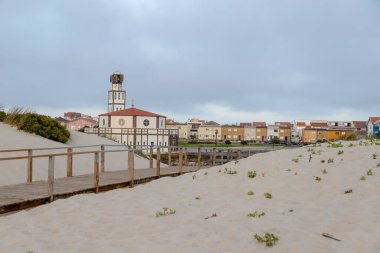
[215,129,218,146]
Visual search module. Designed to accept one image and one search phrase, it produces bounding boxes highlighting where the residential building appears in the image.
[243,126,256,141]
[328,121,353,127]
[221,125,244,141]
[187,118,205,140]
[255,126,267,142]
[166,121,190,140]
[367,117,380,138]
[198,121,221,141]
[267,125,280,141]
[292,121,307,143]
[352,121,367,139]
[327,128,355,141]
[279,126,292,143]
[302,127,355,144]
[56,112,97,130]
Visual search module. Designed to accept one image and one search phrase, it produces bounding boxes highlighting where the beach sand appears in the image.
[0,139,379,252]
[0,123,161,186]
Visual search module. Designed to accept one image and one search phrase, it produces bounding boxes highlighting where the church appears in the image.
[85,71,178,147]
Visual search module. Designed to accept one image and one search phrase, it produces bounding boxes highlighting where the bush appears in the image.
[0,111,5,122]
[241,140,248,145]
[225,140,231,145]
[6,112,70,143]
[272,136,280,144]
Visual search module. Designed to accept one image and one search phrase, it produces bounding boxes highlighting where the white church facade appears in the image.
[85,71,178,147]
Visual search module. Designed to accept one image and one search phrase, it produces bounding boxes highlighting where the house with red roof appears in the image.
[367,117,380,138]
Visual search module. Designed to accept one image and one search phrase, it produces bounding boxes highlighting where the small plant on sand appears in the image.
[294,172,298,175]
[289,209,294,212]
[377,163,380,168]
[192,174,196,180]
[367,169,373,176]
[247,191,254,196]
[317,150,322,155]
[360,176,366,181]
[372,154,377,159]
[328,158,334,163]
[225,168,237,175]
[262,173,265,177]
[321,160,326,163]
[314,176,322,182]
[292,158,299,163]
[264,192,272,199]
[311,150,317,155]
[204,172,208,175]
[307,148,314,152]
[298,155,303,157]
[247,170,257,178]
[337,150,344,155]
[322,169,328,174]
[331,142,343,148]
[348,143,355,147]
[155,207,176,217]
[195,196,200,200]
[218,169,221,173]
[254,233,279,247]
[248,211,265,218]
[235,160,240,164]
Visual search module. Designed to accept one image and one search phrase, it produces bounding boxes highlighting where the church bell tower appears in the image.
[108,71,126,112]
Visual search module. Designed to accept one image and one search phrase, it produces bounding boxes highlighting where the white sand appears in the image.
[0,140,379,252]
[0,123,159,186]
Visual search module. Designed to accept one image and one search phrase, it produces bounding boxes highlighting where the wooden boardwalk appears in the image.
[0,166,204,214]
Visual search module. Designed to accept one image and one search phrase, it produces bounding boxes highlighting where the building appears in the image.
[84,71,178,147]
[367,117,380,138]
[198,121,221,141]
[267,125,279,141]
[221,125,244,141]
[187,118,205,140]
[292,121,307,143]
[166,121,190,140]
[302,127,355,144]
[328,121,353,127]
[243,126,256,141]
[108,71,126,112]
[352,121,367,139]
[255,126,267,142]
[56,112,97,130]
[279,126,292,143]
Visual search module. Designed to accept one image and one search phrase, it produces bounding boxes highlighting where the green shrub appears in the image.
[337,150,344,155]
[0,111,5,122]
[264,193,272,199]
[360,176,366,181]
[18,113,70,143]
[247,171,257,178]
[367,169,373,176]
[254,233,279,247]
[373,154,377,159]
[155,207,176,217]
[241,140,248,145]
[314,176,322,182]
[292,158,299,163]
[248,211,265,218]
[331,142,343,148]
[328,158,334,163]
[225,140,231,145]
[247,191,254,196]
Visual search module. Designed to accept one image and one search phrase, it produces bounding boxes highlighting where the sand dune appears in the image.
[0,123,157,186]
[0,140,379,252]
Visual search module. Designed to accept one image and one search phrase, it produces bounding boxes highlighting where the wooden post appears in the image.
[221,149,225,164]
[237,150,241,160]
[48,156,55,202]
[184,148,188,166]
[128,150,134,187]
[168,147,172,166]
[100,145,105,173]
[227,149,231,162]
[197,147,201,169]
[149,146,153,169]
[212,148,216,166]
[156,148,161,178]
[27,149,33,183]
[179,147,183,174]
[94,152,99,193]
[67,148,73,177]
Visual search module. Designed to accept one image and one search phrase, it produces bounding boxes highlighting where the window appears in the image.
[228,129,231,132]
[143,119,150,126]
[102,119,105,125]
[257,129,261,132]
[280,130,284,133]
[274,129,278,132]
[118,93,120,100]
[234,129,237,132]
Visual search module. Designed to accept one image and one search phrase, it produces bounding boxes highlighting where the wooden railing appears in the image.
[0,145,275,202]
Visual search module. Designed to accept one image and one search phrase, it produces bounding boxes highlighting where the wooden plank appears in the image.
[212,148,216,166]
[128,150,134,187]
[27,149,33,183]
[149,146,153,168]
[67,148,73,177]
[94,152,99,193]
[48,156,55,202]
[156,148,161,178]
[179,147,183,174]
[184,148,188,166]
[100,145,105,173]
[197,147,201,169]
[168,147,172,166]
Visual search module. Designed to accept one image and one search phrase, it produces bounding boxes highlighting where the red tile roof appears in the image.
[368,117,380,124]
[252,122,267,127]
[99,108,165,117]
[275,122,291,127]
[352,121,367,128]
[310,122,328,128]
[296,122,306,127]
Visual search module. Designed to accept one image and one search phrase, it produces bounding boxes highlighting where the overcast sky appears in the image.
[1,0,379,124]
